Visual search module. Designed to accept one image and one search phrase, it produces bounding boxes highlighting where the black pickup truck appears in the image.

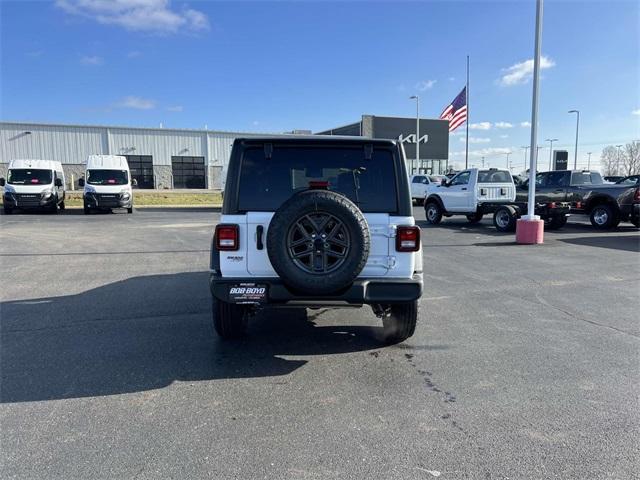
[517,170,639,229]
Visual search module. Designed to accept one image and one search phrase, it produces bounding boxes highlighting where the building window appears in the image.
[171,156,206,189]
[125,155,154,189]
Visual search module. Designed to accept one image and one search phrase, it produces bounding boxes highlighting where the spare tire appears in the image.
[266,190,370,295]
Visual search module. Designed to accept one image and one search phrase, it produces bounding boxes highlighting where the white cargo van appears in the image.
[1,159,66,214]
[79,155,134,214]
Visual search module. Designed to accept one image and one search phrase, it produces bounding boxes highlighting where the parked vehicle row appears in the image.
[521,170,639,229]
[423,168,571,232]
[1,155,135,215]
[419,168,639,231]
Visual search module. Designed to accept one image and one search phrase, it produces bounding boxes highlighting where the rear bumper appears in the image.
[210,273,423,306]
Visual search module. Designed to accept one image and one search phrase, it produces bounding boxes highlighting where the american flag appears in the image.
[439,87,467,132]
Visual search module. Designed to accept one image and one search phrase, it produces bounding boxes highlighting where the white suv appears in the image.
[210,137,423,344]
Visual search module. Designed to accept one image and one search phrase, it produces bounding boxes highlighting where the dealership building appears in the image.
[0,117,449,190]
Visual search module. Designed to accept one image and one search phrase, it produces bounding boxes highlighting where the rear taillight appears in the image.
[396,226,421,252]
[215,224,239,251]
[634,188,640,202]
[548,202,556,209]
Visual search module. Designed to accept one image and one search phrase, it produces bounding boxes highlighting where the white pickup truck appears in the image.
[424,168,570,231]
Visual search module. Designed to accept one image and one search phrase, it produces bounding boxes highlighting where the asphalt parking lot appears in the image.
[1,208,638,479]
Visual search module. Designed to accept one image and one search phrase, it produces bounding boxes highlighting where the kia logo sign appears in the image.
[397,133,429,144]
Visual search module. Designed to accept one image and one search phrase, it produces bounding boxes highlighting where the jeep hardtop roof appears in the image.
[223,135,411,216]
[234,136,397,146]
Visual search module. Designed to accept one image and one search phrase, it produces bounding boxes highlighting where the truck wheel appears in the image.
[589,204,618,230]
[212,298,248,339]
[415,198,425,206]
[466,212,483,224]
[425,201,443,225]
[383,301,418,344]
[127,206,133,214]
[267,190,370,295]
[49,200,58,214]
[631,217,640,228]
[59,200,65,211]
[545,215,567,230]
[83,201,91,214]
[493,206,517,232]
[3,205,12,215]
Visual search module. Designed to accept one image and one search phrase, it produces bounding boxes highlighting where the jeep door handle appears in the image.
[461,187,467,191]
[256,225,264,250]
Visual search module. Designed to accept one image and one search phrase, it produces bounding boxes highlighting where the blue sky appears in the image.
[1,0,638,169]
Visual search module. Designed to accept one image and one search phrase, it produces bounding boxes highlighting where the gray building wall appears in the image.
[0,122,267,190]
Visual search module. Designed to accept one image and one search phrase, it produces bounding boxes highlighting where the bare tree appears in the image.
[621,141,640,176]
[600,146,619,175]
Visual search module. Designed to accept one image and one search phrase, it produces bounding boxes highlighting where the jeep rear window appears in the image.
[238,146,398,213]
[478,170,512,183]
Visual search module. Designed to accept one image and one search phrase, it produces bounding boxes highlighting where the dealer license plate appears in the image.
[229,283,267,304]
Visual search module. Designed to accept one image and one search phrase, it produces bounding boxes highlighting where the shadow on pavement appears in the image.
[1,272,383,403]
[559,235,640,252]
[416,219,508,237]
[2,208,117,216]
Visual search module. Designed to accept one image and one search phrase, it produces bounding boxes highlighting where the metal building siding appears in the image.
[1,122,278,171]
[108,128,205,166]
[208,132,240,166]
[0,123,104,164]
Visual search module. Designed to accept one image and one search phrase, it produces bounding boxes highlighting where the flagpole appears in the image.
[465,55,469,169]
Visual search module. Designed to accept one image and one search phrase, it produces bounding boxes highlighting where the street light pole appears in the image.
[615,144,623,174]
[523,0,544,220]
[568,110,580,169]
[587,152,592,169]
[521,146,530,171]
[409,95,420,174]
[505,151,512,170]
[481,156,485,168]
[545,138,558,170]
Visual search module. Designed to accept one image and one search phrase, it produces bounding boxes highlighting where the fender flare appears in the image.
[425,194,445,211]
[583,195,619,214]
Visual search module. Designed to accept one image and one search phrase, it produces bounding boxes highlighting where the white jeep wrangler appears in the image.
[210,137,423,344]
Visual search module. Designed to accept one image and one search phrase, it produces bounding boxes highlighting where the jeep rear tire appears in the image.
[212,298,248,339]
[266,190,370,295]
[383,300,418,344]
[425,201,443,225]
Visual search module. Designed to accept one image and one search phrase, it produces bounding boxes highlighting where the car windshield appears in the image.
[238,146,398,212]
[7,169,52,185]
[86,169,128,185]
[478,170,512,183]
